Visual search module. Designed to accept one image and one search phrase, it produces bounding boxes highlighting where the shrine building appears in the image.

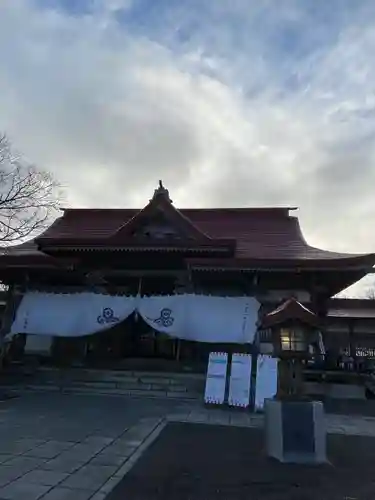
[1,181,375,372]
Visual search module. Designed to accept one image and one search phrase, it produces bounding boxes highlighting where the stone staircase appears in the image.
[0,365,206,400]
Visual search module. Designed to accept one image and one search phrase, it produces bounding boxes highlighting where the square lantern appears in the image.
[260,298,320,361]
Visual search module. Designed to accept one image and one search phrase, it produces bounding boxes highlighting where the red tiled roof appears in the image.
[2,206,375,266]
[37,208,374,260]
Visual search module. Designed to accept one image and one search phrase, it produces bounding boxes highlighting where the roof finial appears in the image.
[151,180,172,203]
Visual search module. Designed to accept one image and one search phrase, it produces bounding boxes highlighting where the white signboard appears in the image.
[255,355,278,410]
[204,352,228,404]
[228,353,252,408]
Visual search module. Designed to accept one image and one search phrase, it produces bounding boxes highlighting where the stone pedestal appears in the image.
[265,398,327,464]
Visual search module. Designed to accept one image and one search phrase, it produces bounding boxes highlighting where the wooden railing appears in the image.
[306,356,375,375]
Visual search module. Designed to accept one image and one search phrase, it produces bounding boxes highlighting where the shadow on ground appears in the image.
[107,422,375,500]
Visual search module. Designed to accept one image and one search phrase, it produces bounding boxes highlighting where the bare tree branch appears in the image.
[0,134,61,244]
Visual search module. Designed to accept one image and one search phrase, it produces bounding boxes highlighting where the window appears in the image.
[280,328,305,352]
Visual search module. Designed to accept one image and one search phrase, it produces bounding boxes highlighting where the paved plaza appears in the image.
[0,394,374,499]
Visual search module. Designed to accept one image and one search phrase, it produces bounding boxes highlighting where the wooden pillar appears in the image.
[310,289,330,366]
[277,358,304,399]
[174,271,194,294]
[175,339,181,361]
[348,319,360,373]
[291,359,304,396]
[173,272,192,363]
[349,319,356,358]
[277,359,290,398]
[0,285,23,367]
[1,286,16,335]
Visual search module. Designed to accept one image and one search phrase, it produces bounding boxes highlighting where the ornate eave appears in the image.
[186,257,375,298]
[36,237,236,253]
[186,255,375,271]
[33,246,233,253]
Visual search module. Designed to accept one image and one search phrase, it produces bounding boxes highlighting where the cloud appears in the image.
[0,0,375,296]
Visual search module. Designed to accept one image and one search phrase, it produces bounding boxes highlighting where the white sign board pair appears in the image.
[204,352,252,408]
[204,352,278,409]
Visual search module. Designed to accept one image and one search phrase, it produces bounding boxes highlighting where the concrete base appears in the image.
[265,398,327,464]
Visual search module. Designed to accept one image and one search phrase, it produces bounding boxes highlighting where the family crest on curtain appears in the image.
[137,295,186,337]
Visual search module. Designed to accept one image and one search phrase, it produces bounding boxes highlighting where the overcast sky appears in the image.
[1,1,375,296]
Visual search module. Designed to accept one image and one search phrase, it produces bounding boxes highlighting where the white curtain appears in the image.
[10,292,137,337]
[254,355,278,410]
[10,292,260,344]
[139,294,259,343]
[184,294,259,343]
[138,295,185,337]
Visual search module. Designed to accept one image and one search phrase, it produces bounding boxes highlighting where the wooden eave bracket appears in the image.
[34,237,236,254]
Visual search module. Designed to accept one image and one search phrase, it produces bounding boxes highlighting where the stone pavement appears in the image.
[0,393,192,499]
[167,407,375,436]
[0,394,374,499]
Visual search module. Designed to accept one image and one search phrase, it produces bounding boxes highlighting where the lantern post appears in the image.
[259,298,327,464]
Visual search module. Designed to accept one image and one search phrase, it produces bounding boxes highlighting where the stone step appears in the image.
[1,367,205,400]
[33,368,204,386]
[7,384,201,400]
[65,381,191,393]
[36,367,205,379]
[30,376,202,391]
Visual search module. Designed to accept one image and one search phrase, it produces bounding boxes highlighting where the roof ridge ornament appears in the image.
[151,180,172,203]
